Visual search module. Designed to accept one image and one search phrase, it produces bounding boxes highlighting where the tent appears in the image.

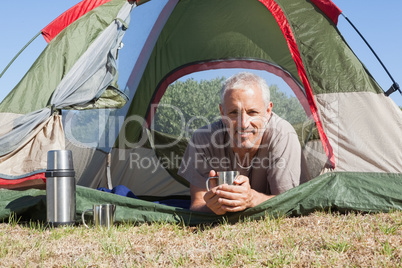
[0,0,401,225]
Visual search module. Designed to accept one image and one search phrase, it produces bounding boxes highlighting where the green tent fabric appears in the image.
[0,0,129,115]
[2,172,401,225]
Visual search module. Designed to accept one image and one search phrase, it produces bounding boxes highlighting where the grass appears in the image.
[1,210,402,267]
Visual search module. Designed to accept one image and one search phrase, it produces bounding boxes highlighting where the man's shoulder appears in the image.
[191,120,225,141]
[268,113,297,135]
[186,120,227,151]
[193,120,224,135]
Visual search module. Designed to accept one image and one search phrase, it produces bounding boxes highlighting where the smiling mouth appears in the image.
[237,129,255,136]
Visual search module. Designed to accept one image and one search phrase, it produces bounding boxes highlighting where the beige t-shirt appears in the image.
[178,113,310,195]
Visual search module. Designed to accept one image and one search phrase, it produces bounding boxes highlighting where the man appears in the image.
[178,72,309,215]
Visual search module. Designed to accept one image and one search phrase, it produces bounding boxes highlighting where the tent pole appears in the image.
[341,13,401,97]
[0,31,42,79]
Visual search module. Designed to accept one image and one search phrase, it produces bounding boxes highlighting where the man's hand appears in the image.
[213,174,256,212]
[205,170,273,214]
[189,170,274,215]
[203,186,228,215]
[189,183,228,215]
[201,170,227,215]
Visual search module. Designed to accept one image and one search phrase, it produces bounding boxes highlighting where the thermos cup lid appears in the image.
[47,150,74,170]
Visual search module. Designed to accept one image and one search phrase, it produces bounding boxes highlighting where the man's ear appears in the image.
[266,102,273,114]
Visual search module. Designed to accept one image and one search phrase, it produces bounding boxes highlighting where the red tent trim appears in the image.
[310,0,342,25]
[0,172,46,185]
[259,0,335,168]
[41,0,113,43]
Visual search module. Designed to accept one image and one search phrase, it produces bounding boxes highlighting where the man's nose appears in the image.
[239,111,250,129]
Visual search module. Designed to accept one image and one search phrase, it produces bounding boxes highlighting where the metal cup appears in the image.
[206,171,240,191]
[82,204,116,229]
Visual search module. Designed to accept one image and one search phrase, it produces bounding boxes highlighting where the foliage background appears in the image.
[153,77,308,137]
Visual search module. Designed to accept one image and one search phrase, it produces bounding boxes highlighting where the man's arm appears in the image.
[189,184,210,212]
[190,184,227,215]
[188,169,228,215]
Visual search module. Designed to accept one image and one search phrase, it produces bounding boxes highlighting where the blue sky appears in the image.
[0,0,401,106]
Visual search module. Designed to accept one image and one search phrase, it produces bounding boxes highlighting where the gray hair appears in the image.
[220,72,270,109]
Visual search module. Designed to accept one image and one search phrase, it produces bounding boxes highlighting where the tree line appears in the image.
[153,77,308,137]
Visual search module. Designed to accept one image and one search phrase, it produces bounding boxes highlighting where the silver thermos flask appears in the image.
[45,150,76,227]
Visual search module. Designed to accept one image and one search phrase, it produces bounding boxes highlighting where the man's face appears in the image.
[219,84,272,151]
